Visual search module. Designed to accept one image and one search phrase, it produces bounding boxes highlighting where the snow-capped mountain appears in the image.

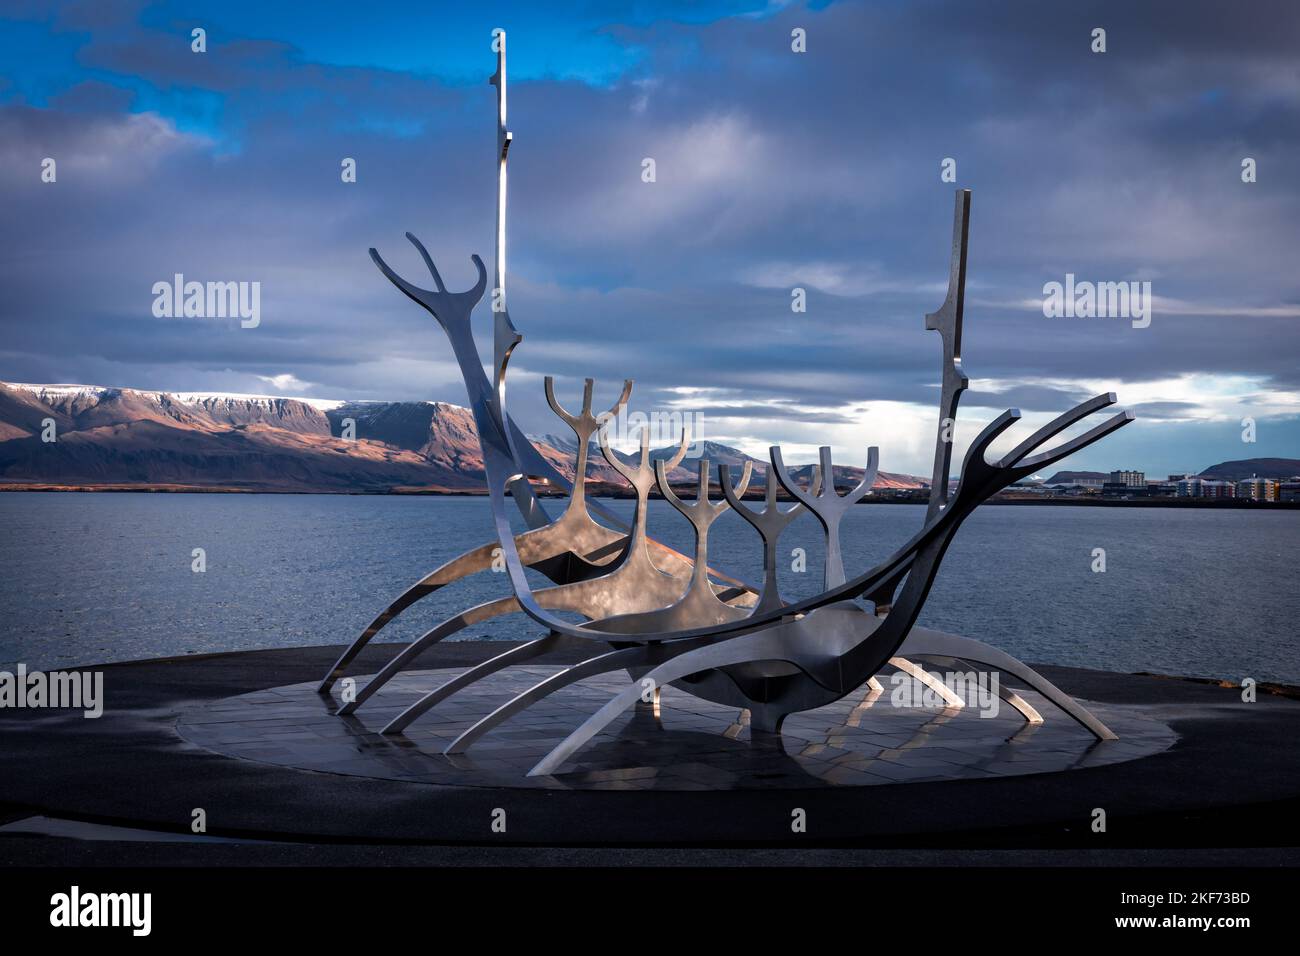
[0,381,622,492]
[0,381,928,493]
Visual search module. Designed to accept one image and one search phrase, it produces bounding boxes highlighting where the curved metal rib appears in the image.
[349,477,696,718]
[897,626,1113,739]
[527,620,809,776]
[379,635,568,734]
[887,656,965,709]
[319,539,499,694]
[380,438,769,734]
[442,642,695,752]
[318,522,628,695]
[906,652,1044,724]
[320,387,755,695]
[524,401,1134,771]
[364,422,725,726]
[337,593,518,715]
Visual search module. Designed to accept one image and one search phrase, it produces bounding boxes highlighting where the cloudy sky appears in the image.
[2,0,1297,476]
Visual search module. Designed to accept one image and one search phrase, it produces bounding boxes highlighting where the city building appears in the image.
[1176,478,1236,499]
[1109,469,1145,487]
[1237,477,1281,501]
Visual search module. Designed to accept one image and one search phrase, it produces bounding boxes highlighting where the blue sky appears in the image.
[1,0,1298,476]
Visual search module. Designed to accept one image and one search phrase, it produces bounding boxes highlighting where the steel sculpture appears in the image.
[321,33,1134,776]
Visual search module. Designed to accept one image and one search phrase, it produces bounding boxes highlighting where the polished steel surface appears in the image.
[924,188,971,525]
[350,425,711,723]
[322,35,1135,777]
[590,459,757,637]
[719,462,818,615]
[317,340,752,696]
[770,445,878,589]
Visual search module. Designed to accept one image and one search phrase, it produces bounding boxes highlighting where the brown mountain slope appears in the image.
[0,381,929,494]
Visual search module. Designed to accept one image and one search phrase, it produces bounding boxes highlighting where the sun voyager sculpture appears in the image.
[318,34,1134,777]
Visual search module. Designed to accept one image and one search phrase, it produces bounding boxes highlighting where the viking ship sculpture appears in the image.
[319,34,1133,777]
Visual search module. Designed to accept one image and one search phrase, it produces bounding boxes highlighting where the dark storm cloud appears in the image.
[1,0,1297,473]
[964,384,1095,411]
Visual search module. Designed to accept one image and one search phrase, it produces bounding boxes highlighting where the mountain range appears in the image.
[0,381,926,494]
[6,382,1289,495]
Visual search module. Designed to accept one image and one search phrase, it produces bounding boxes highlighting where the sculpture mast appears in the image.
[924,189,971,522]
[488,30,520,406]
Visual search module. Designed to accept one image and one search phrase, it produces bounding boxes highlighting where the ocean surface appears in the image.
[1,493,1296,683]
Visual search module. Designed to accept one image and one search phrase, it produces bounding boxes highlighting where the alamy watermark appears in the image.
[152,274,261,328]
[889,668,1000,717]
[50,886,151,936]
[0,664,103,718]
[1042,273,1151,329]
[599,406,706,457]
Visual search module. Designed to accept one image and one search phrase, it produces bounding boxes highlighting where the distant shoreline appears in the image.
[2,483,1297,509]
[973,496,1299,510]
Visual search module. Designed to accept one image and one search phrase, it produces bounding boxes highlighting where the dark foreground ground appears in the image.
[1,642,1298,867]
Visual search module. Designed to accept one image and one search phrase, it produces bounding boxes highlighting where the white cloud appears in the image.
[256,373,311,392]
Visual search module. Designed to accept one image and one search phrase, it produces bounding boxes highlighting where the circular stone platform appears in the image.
[177,665,1176,790]
[5,642,1300,851]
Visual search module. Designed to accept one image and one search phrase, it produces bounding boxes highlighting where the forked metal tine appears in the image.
[404,232,446,293]
[597,421,629,484]
[721,461,795,520]
[466,253,489,304]
[663,427,692,473]
[775,446,874,510]
[807,463,823,499]
[951,404,1133,514]
[729,460,754,503]
[769,446,817,509]
[998,393,1116,469]
[817,447,835,498]
[722,460,803,538]
[369,248,428,302]
[842,447,879,503]
[547,377,635,432]
[601,380,635,421]
[597,420,647,488]
[1016,411,1135,475]
[957,409,1023,484]
[719,462,752,513]
[544,376,583,427]
[772,446,876,590]
[720,461,795,614]
[654,458,686,512]
[370,241,486,323]
[647,428,693,506]
[655,457,742,519]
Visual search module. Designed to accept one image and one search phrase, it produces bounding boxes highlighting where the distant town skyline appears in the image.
[2,1,1298,477]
